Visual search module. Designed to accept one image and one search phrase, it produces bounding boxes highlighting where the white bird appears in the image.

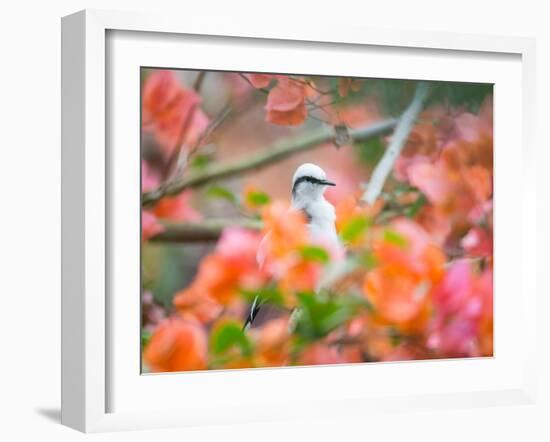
[243,163,341,331]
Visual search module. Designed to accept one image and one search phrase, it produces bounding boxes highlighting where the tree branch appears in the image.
[362,82,430,205]
[143,118,397,206]
[151,218,263,243]
[193,71,207,92]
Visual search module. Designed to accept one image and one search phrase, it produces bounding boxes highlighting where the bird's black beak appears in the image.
[322,180,336,186]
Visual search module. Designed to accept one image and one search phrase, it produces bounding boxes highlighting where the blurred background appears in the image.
[140,68,493,372]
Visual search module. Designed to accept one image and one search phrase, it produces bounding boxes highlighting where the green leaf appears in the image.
[358,251,378,269]
[383,229,408,247]
[190,153,213,169]
[388,327,402,347]
[317,257,360,288]
[340,216,371,243]
[294,292,357,341]
[246,190,271,207]
[405,194,427,218]
[299,245,330,263]
[240,286,284,306]
[141,329,152,349]
[356,137,386,166]
[210,321,253,357]
[206,186,238,204]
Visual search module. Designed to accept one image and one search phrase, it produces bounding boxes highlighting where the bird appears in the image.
[243,163,341,331]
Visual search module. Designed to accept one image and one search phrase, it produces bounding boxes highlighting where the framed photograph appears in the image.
[61,9,537,432]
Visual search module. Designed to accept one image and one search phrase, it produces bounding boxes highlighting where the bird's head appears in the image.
[291,163,335,204]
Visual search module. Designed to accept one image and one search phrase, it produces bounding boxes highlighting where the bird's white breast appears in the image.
[299,198,341,252]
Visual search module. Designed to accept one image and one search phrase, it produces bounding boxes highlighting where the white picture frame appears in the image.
[61,9,537,433]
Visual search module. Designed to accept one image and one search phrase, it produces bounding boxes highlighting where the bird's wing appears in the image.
[242,294,263,331]
[256,231,271,268]
[242,232,272,331]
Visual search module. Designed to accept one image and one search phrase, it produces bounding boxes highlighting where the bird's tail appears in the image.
[242,295,262,331]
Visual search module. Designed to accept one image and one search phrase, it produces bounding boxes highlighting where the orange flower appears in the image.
[277,260,323,300]
[477,268,493,356]
[173,286,222,324]
[335,195,364,233]
[258,201,328,305]
[144,317,207,372]
[335,195,382,249]
[174,228,265,309]
[260,201,308,261]
[255,317,291,367]
[363,219,445,332]
[193,254,244,305]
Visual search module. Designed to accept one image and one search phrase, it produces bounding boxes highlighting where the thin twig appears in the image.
[187,104,232,159]
[165,104,232,186]
[237,73,270,94]
[287,76,334,96]
[362,82,429,205]
[142,118,397,206]
[305,95,347,112]
[193,71,207,92]
[306,113,332,125]
[163,103,198,180]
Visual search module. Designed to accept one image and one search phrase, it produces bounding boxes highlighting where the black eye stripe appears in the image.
[292,175,331,197]
[293,175,325,189]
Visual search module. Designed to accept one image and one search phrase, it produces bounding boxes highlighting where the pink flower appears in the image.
[153,191,202,222]
[461,227,493,257]
[142,210,164,241]
[323,168,359,205]
[217,227,262,261]
[142,70,210,155]
[142,161,159,192]
[407,162,451,205]
[427,261,493,357]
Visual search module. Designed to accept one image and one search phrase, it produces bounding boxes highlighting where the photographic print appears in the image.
[140,69,493,373]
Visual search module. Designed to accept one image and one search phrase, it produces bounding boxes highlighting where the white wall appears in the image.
[0,1,547,441]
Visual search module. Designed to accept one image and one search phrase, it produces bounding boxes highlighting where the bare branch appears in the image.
[193,71,207,92]
[164,104,232,191]
[163,103,198,180]
[151,218,263,243]
[143,118,397,206]
[362,82,430,205]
